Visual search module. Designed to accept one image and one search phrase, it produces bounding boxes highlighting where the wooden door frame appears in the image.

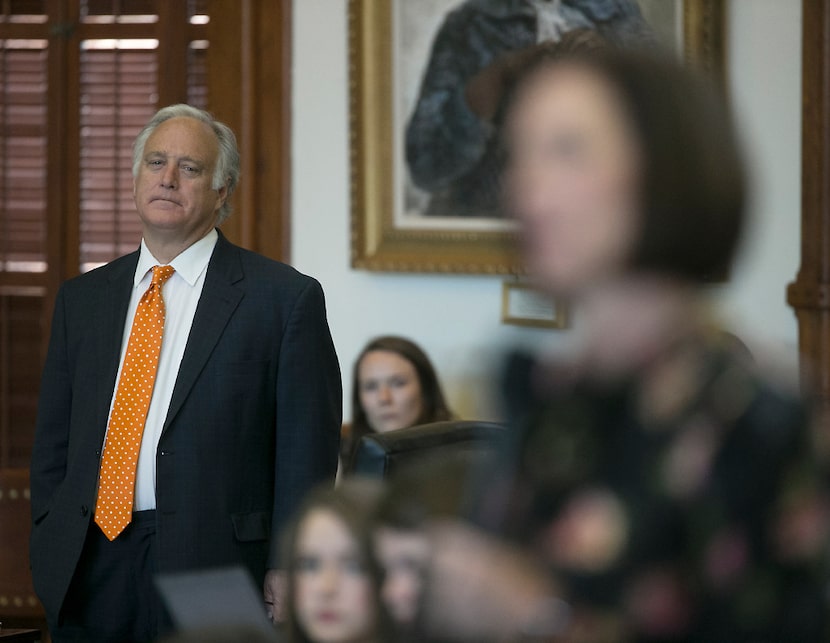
[788,0,830,418]
[206,0,292,262]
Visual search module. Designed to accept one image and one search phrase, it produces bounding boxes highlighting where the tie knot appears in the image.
[151,265,175,288]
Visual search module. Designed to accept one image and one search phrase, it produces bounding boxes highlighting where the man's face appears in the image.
[133,116,226,244]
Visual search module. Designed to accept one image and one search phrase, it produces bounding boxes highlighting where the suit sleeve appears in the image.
[29,285,72,523]
[269,277,342,566]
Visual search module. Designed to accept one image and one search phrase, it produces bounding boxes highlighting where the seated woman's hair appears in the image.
[499,36,746,284]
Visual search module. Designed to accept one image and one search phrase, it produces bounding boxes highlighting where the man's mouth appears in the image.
[150,196,182,206]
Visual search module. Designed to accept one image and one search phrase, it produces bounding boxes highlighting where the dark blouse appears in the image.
[476,336,830,641]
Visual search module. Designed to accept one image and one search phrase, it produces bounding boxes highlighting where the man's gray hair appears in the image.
[132,104,240,224]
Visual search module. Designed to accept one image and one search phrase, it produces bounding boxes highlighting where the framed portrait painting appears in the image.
[350,0,726,274]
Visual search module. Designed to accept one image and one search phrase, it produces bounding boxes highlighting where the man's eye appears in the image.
[182,165,200,174]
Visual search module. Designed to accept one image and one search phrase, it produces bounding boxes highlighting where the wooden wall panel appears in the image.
[206,0,291,262]
[788,0,830,425]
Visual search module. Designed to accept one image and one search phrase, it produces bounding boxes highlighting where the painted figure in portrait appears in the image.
[403,0,659,219]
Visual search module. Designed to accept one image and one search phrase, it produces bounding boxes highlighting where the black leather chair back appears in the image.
[349,420,506,478]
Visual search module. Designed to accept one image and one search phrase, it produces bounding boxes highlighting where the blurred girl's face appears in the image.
[505,63,642,296]
[374,527,430,626]
[294,509,377,643]
[358,350,423,434]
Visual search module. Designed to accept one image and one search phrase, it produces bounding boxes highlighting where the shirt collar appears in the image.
[134,228,219,288]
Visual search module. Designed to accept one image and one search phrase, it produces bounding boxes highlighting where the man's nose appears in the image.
[161,165,178,188]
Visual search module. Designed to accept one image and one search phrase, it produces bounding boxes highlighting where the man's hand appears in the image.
[264,569,287,624]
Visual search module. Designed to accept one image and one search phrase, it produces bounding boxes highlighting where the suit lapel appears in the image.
[162,233,244,434]
[96,253,140,434]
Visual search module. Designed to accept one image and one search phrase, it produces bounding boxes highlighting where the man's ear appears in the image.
[215,183,228,210]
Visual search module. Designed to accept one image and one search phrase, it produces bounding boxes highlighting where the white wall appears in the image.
[711,0,801,367]
[291,0,802,420]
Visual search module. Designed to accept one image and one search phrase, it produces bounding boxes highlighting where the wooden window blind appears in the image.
[0,0,50,470]
[0,0,209,467]
[0,40,48,272]
[79,45,157,269]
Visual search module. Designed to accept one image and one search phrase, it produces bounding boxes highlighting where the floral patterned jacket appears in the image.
[477,336,830,641]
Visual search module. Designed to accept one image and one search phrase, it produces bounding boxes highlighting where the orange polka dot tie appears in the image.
[94,265,175,540]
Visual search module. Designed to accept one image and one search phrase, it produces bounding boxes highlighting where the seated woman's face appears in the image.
[294,509,377,643]
[505,63,642,296]
[358,350,423,433]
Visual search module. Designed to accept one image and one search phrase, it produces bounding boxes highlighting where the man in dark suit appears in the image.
[29,104,341,642]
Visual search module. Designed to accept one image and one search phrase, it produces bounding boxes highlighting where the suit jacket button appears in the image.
[80,505,88,517]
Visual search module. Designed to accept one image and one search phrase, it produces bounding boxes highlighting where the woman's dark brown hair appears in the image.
[280,478,391,643]
[345,336,453,466]
[500,36,746,284]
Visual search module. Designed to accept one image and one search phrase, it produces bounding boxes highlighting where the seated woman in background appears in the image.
[419,39,830,643]
[342,336,454,469]
[280,479,391,643]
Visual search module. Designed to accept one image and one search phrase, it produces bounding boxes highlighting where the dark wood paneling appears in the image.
[0,469,45,632]
[206,0,291,262]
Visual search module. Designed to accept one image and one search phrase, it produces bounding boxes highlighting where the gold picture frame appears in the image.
[349,0,726,274]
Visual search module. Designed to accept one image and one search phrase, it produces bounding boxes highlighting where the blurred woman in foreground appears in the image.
[422,40,830,642]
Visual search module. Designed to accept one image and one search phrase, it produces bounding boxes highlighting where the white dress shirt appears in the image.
[102,228,218,511]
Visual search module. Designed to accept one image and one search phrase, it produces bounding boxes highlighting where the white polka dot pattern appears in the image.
[94,265,175,540]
